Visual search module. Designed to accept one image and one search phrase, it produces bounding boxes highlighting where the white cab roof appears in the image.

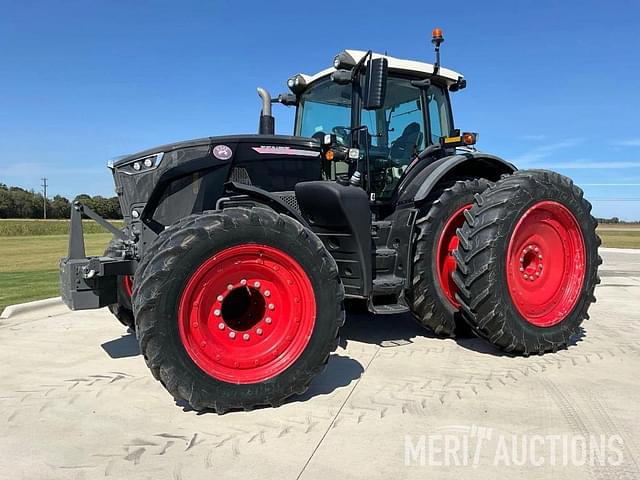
[300,49,463,86]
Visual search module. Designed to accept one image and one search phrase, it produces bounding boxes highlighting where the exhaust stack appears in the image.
[257,87,275,135]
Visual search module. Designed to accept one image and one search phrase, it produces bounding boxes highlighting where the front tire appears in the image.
[133,207,345,412]
[453,170,601,355]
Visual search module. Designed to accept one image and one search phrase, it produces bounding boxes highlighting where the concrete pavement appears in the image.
[1,248,639,479]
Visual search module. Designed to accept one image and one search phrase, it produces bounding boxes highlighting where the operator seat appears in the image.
[389,122,422,163]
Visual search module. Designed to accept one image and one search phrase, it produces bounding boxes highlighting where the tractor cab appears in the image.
[284,45,465,203]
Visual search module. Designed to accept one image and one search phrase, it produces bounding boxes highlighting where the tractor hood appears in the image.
[112,134,319,168]
[110,134,322,227]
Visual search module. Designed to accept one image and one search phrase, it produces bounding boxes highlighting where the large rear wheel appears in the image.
[408,178,491,337]
[453,170,601,355]
[133,207,344,412]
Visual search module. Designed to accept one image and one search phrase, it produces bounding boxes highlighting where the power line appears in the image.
[590,198,640,201]
[41,178,48,219]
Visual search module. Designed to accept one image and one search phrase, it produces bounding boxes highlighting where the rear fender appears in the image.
[396,152,516,206]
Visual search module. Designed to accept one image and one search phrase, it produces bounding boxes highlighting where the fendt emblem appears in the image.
[213,144,233,160]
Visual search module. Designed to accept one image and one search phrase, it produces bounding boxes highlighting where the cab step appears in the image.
[369,303,410,315]
[372,276,405,295]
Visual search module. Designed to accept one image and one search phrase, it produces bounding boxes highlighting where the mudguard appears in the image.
[396,152,516,206]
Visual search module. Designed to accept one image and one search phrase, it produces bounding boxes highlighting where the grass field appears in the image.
[0,220,116,312]
[596,225,640,249]
[1,220,639,312]
[0,219,124,236]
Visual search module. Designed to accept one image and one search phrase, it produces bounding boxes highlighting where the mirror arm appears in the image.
[351,50,373,82]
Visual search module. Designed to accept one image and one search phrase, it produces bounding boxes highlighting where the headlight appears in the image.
[287,74,307,94]
[333,51,356,70]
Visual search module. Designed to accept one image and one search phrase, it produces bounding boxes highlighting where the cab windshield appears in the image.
[295,79,352,144]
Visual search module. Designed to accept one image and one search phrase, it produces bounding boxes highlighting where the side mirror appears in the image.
[362,57,388,110]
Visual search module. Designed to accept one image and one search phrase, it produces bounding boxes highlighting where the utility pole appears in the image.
[41,178,48,219]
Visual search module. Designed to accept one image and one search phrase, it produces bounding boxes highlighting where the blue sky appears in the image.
[0,0,639,219]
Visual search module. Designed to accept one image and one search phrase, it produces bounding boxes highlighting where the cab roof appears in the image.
[300,49,464,87]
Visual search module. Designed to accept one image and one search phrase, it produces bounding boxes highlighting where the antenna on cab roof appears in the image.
[431,27,444,75]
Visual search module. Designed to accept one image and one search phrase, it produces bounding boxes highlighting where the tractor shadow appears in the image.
[339,299,450,350]
[101,330,139,358]
[339,300,586,357]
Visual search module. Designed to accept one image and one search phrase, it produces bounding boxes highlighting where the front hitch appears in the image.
[59,202,135,311]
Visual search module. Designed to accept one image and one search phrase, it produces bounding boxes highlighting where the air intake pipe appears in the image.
[257,87,275,135]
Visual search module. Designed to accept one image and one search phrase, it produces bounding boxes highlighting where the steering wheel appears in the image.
[331,126,351,145]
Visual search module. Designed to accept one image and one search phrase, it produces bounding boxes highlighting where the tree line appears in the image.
[0,183,122,219]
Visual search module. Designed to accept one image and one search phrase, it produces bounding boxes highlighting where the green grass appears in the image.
[597,227,640,249]
[0,233,112,312]
[0,219,124,236]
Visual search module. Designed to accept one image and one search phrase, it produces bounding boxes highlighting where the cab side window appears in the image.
[427,87,451,144]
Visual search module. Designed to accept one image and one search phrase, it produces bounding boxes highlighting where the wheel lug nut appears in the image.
[227,284,233,290]
[538,254,543,259]
[217,295,224,302]
[256,328,263,335]
[243,333,250,341]
[240,279,247,286]
[536,272,541,277]
[519,267,524,272]
[539,264,543,269]
[534,247,539,252]
[218,322,225,330]
[229,331,236,339]
[214,309,221,316]
[265,317,272,324]
[254,281,261,288]
[524,274,529,280]
[268,303,275,310]
[264,290,271,297]
[520,257,524,263]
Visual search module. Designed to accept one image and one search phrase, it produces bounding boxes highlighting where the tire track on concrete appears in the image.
[578,388,640,479]
[348,343,640,418]
[540,378,638,480]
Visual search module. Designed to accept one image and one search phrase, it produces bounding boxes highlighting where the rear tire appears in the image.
[453,170,601,355]
[104,236,135,330]
[133,207,345,412]
[408,178,491,337]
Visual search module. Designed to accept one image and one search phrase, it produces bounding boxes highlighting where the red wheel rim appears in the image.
[506,201,586,327]
[436,204,472,307]
[178,244,316,384]
[123,275,133,298]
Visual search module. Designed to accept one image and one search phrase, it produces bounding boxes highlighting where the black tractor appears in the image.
[60,30,600,412]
